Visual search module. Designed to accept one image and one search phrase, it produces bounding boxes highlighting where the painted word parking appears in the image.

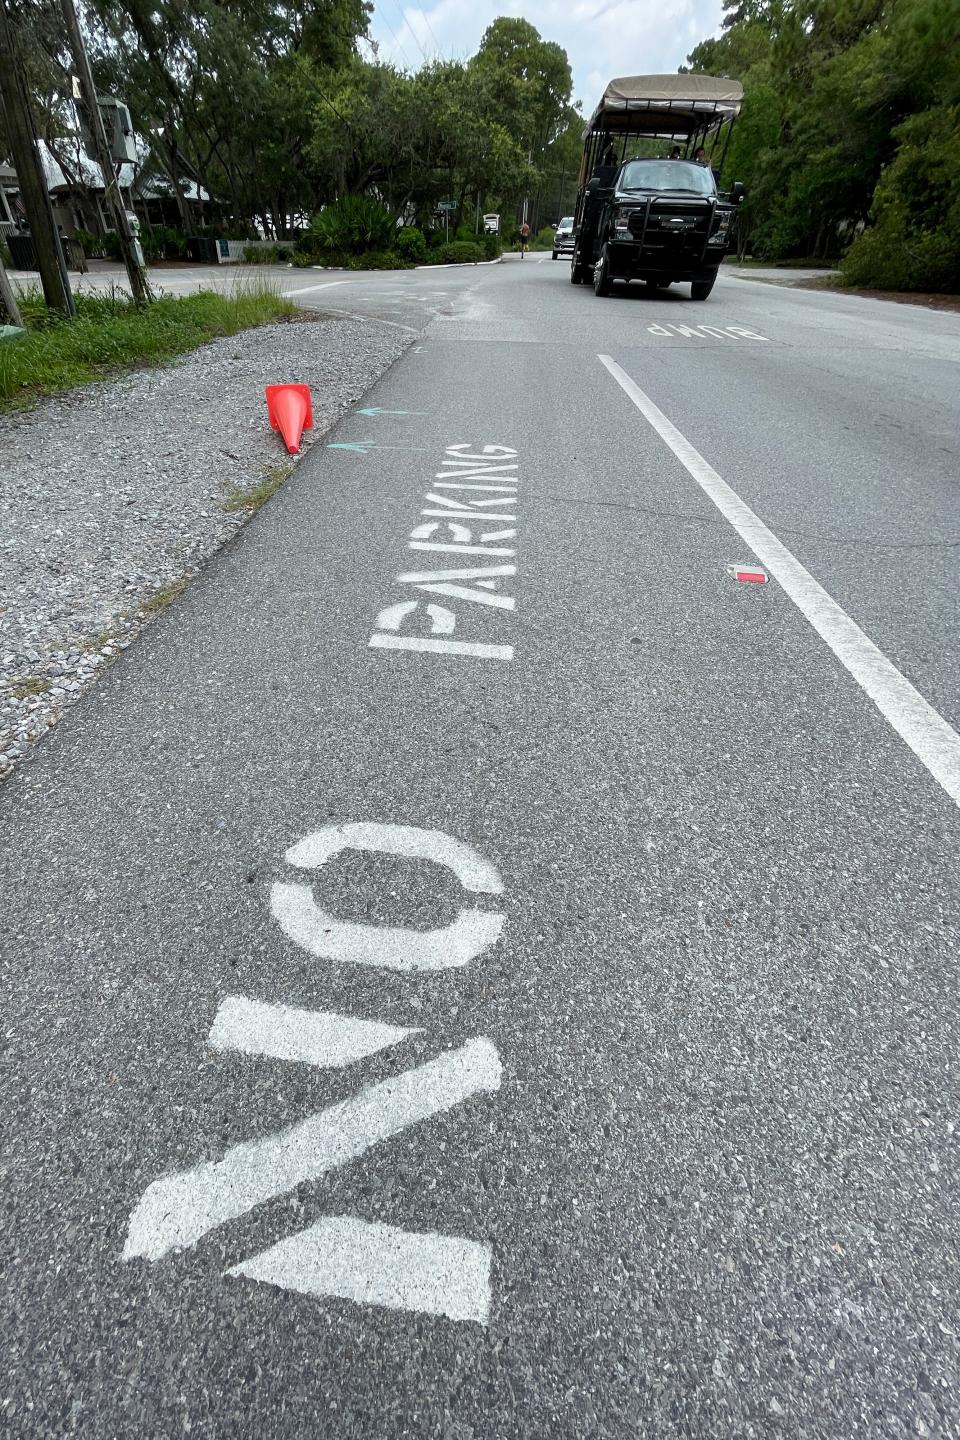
[123,823,505,1326]
[370,443,519,662]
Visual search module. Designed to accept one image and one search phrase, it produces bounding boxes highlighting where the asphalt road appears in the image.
[2,257,959,1438]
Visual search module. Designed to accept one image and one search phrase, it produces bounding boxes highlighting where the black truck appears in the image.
[570,74,746,301]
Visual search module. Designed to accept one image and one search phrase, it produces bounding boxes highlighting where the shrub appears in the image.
[241,243,286,264]
[355,250,415,270]
[536,225,555,249]
[454,223,474,242]
[141,225,188,262]
[481,234,502,260]
[74,227,104,259]
[395,226,427,262]
[839,104,960,293]
[308,195,396,256]
[429,240,485,265]
[291,251,316,267]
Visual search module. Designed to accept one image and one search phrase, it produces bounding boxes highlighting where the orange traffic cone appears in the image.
[266,384,313,454]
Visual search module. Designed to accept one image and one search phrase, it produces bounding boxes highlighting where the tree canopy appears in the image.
[2,0,578,241]
[685,0,960,289]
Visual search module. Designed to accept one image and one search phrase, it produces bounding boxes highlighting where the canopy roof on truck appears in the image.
[585,74,744,138]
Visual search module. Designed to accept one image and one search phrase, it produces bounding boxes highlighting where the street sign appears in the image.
[437,199,457,212]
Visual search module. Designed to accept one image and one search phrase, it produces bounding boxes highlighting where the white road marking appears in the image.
[229,1216,492,1324]
[208,996,418,1068]
[646,322,770,342]
[374,600,456,635]
[123,1039,502,1262]
[599,354,960,809]
[284,280,352,296]
[271,821,505,971]
[407,542,516,557]
[370,635,515,660]
[283,822,504,894]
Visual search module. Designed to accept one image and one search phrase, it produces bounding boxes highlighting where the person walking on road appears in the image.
[519,221,530,257]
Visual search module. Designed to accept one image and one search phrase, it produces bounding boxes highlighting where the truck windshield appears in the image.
[618,161,716,196]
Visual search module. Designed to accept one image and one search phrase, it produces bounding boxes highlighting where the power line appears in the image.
[372,3,415,70]
[419,5,444,60]
[386,0,428,65]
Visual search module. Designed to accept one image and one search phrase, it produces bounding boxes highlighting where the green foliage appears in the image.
[686,0,960,288]
[241,243,286,264]
[481,234,502,260]
[8,3,568,303]
[841,103,960,289]
[427,241,485,265]
[74,228,105,260]
[0,286,295,409]
[141,226,189,262]
[307,196,396,255]
[395,227,427,261]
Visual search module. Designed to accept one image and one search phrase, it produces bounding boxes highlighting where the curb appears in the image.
[296,258,504,274]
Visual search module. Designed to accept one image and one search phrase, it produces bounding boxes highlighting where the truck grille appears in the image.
[626,203,712,260]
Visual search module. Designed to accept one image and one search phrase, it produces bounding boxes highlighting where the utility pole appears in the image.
[0,0,75,314]
[0,251,24,326]
[60,0,150,304]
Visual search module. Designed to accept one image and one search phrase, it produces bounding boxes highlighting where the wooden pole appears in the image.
[0,0,74,314]
[60,0,151,304]
[0,250,24,326]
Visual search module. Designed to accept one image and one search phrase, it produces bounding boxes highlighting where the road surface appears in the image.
[2,257,959,1437]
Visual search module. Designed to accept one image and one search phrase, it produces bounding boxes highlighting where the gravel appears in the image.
[0,313,410,780]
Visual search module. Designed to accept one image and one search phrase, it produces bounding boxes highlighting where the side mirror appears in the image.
[586,176,601,193]
[731,181,746,205]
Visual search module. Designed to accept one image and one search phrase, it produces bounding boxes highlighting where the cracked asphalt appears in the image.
[1,258,959,1438]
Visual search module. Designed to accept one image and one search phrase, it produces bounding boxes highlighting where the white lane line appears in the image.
[229,1216,491,1324]
[208,996,418,1068]
[599,354,960,810]
[284,280,352,296]
[123,1039,502,1262]
[369,635,515,661]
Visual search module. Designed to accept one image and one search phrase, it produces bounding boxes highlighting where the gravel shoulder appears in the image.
[0,312,410,780]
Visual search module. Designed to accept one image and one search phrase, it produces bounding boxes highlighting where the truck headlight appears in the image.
[615,207,632,234]
[711,216,731,244]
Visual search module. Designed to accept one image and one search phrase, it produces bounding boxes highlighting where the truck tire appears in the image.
[593,243,613,297]
[690,274,717,301]
[552,250,558,260]
[570,246,587,284]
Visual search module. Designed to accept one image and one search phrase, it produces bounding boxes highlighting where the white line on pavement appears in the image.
[208,996,418,1068]
[599,354,960,810]
[229,1215,492,1324]
[284,280,352,296]
[123,1038,503,1262]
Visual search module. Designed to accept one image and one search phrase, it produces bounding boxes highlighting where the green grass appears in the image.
[222,461,294,513]
[139,576,189,616]
[0,284,296,410]
[9,676,52,698]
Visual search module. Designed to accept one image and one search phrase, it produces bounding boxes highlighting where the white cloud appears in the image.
[368,0,725,107]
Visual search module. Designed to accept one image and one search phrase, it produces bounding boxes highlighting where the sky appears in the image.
[365,0,726,111]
